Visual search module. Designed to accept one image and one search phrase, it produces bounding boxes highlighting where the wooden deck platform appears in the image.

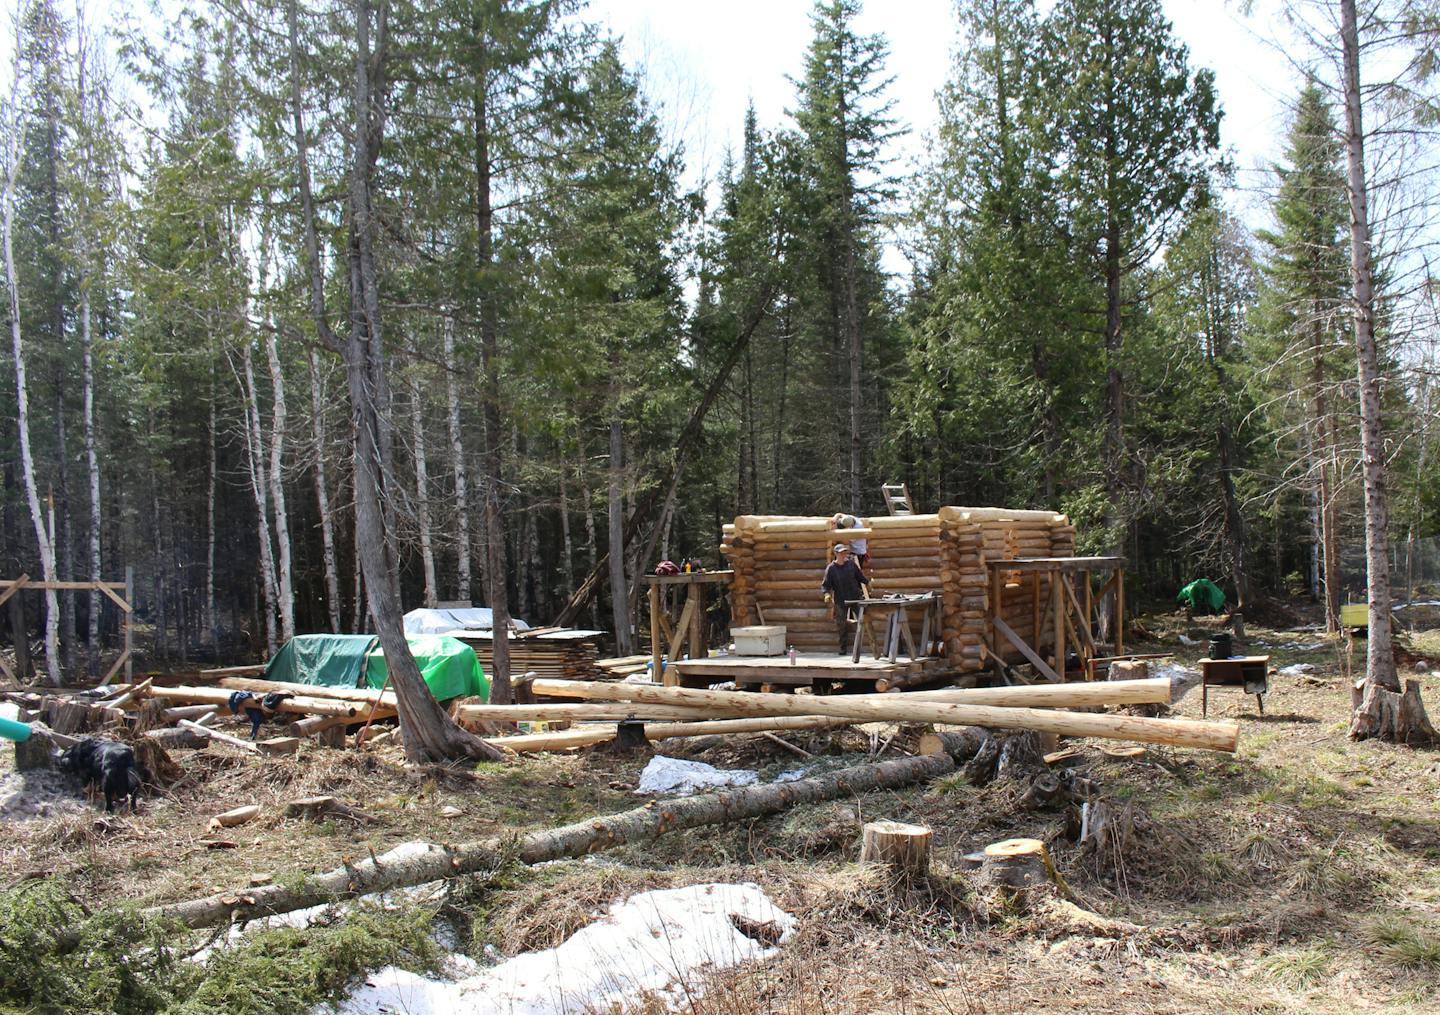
[669,652,955,692]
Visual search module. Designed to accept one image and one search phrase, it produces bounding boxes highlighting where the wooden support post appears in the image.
[688,583,704,662]
[1052,569,1065,681]
[124,566,134,682]
[1115,568,1125,656]
[990,566,1003,662]
[649,584,662,683]
[1031,572,1040,646]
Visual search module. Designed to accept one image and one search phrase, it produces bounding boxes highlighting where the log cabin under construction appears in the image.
[716,508,1122,685]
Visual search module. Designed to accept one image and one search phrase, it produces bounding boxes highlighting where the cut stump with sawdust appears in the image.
[860,820,932,878]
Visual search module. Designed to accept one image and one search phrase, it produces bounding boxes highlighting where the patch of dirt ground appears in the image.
[4,615,1440,1013]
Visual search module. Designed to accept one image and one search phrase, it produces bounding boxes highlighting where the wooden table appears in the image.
[642,571,734,687]
[1199,655,1269,717]
[849,593,940,664]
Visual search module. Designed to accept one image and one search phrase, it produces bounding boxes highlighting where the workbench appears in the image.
[1199,655,1269,716]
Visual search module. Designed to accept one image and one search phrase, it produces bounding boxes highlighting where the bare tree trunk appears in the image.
[580,454,598,628]
[239,342,279,654]
[80,259,101,674]
[286,0,499,759]
[442,314,472,602]
[206,371,217,646]
[607,414,633,654]
[264,331,296,642]
[1313,317,1340,632]
[309,349,341,632]
[2,85,60,683]
[407,344,438,608]
[558,461,574,595]
[1339,0,1422,742]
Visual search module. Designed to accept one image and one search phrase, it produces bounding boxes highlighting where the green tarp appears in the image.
[263,633,488,702]
[1176,578,1226,614]
[365,635,489,702]
[264,634,378,688]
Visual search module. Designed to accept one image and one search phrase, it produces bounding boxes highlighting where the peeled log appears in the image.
[531,677,1172,711]
[141,752,956,931]
[860,820,932,877]
[219,677,397,707]
[490,715,853,753]
[456,703,745,723]
[154,686,359,718]
[528,680,1238,753]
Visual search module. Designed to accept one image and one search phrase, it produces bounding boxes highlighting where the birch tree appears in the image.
[2,9,60,683]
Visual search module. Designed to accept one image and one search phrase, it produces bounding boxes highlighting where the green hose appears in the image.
[0,715,32,742]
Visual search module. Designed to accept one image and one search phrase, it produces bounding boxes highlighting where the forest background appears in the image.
[4,0,1439,682]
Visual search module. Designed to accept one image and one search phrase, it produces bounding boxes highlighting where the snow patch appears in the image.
[1279,662,1316,676]
[635,756,758,795]
[326,882,795,1015]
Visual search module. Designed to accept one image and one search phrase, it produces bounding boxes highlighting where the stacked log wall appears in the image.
[724,508,1074,667]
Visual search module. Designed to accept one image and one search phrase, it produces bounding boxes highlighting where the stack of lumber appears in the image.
[595,655,650,680]
[464,676,1241,755]
[722,507,1077,671]
[445,629,607,682]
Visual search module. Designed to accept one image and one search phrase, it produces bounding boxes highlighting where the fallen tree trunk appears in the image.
[488,715,853,753]
[141,751,954,930]
[527,681,1239,753]
[529,677,1173,710]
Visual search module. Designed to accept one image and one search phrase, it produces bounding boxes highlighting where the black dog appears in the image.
[57,737,149,813]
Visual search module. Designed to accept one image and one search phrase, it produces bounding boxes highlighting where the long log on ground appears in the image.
[218,677,397,707]
[141,752,955,930]
[528,680,1238,752]
[146,685,359,718]
[530,677,1172,710]
[456,702,748,722]
[488,715,853,753]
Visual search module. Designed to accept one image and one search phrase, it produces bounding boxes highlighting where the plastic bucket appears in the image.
[1208,633,1233,659]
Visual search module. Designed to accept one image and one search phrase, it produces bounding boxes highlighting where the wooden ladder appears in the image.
[881,483,914,516]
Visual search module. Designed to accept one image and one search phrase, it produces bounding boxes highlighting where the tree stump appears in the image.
[133,698,171,733]
[1109,660,1148,681]
[995,730,1046,779]
[917,727,989,762]
[1075,799,1139,871]
[1349,678,1437,744]
[42,698,96,735]
[132,738,184,785]
[977,838,1064,899]
[860,820,932,878]
[14,733,54,771]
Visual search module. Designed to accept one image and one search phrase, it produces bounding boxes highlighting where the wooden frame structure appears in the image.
[0,570,134,683]
[984,557,1124,682]
[643,570,733,687]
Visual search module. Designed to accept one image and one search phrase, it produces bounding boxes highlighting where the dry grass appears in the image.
[5,611,1440,1013]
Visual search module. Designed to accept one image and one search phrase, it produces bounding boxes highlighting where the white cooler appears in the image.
[731,625,787,656]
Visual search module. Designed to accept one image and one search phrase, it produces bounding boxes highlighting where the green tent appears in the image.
[1176,578,1226,614]
[364,635,489,702]
[264,633,488,702]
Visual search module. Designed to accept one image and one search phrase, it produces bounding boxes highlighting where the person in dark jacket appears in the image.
[821,543,870,655]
